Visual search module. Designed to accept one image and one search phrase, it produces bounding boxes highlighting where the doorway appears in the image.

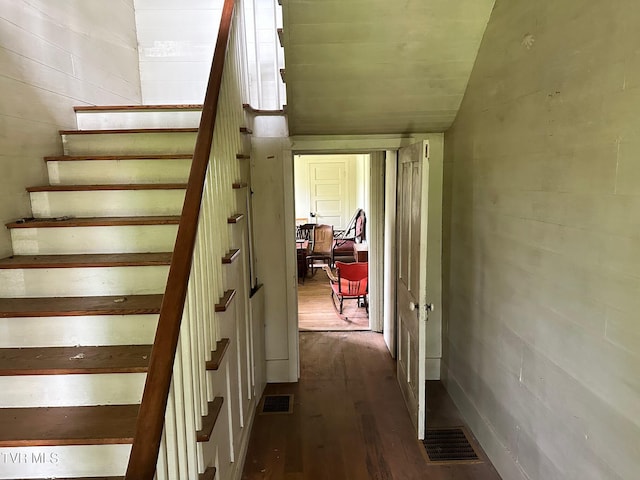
[293,153,373,332]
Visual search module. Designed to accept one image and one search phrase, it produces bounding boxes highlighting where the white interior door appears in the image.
[308,161,349,227]
[396,140,430,439]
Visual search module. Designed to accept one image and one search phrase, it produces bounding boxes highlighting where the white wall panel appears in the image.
[243,0,285,109]
[0,0,142,258]
[134,0,224,104]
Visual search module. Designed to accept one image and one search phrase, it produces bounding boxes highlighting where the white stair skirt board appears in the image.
[0,265,169,298]
[0,444,131,479]
[30,189,186,218]
[0,314,158,348]
[47,158,192,185]
[11,224,179,255]
[75,110,202,130]
[61,131,198,156]
[0,373,145,408]
[198,400,235,479]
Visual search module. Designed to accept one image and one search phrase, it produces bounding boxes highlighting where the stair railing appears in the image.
[125,0,246,477]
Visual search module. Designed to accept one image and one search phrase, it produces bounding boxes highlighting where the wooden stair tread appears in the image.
[200,466,217,480]
[27,184,187,192]
[6,216,180,229]
[59,128,199,135]
[227,213,244,224]
[243,103,286,116]
[215,290,236,312]
[45,154,193,162]
[221,248,240,264]
[196,397,224,442]
[74,104,203,112]
[0,294,163,318]
[0,404,139,446]
[206,338,230,371]
[0,252,172,269]
[0,344,152,375]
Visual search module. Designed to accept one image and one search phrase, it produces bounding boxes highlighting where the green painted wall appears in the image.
[443,1,640,479]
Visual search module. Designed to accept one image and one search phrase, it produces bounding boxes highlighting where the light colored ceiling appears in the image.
[281,0,495,136]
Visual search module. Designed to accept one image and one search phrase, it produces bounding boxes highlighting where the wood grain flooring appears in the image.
[241,332,502,480]
[298,269,369,331]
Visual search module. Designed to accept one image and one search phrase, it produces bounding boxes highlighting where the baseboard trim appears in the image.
[230,395,259,480]
[426,358,441,380]
[266,359,293,383]
[441,365,529,480]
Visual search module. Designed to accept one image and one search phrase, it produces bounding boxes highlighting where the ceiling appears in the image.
[281,0,495,136]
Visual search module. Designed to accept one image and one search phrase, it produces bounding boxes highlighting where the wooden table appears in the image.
[353,242,368,262]
[296,240,309,282]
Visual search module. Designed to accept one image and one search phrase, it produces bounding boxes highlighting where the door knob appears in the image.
[409,302,434,312]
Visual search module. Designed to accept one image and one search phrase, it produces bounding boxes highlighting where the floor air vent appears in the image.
[259,394,294,414]
[422,427,481,463]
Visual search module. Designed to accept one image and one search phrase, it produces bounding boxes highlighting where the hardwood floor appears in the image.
[298,268,370,331]
[242,332,502,480]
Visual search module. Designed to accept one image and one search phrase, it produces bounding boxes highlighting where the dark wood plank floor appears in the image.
[242,331,502,480]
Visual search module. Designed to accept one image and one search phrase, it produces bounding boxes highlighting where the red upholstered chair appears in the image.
[324,261,368,315]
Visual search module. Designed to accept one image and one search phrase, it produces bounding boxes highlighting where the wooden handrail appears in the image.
[124,0,236,478]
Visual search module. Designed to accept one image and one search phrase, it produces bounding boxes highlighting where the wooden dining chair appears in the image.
[306,224,333,276]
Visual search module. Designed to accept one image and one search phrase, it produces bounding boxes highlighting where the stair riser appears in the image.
[11,225,179,255]
[47,159,191,185]
[0,373,145,408]
[0,444,129,479]
[30,190,185,218]
[0,266,169,297]
[0,315,158,348]
[76,110,202,130]
[62,131,197,155]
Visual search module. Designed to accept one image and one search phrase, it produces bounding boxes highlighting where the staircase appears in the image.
[0,105,249,479]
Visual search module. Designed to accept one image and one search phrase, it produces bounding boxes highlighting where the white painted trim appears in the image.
[442,366,529,480]
[0,444,131,479]
[368,152,385,332]
[425,135,444,380]
[282,145,300,382]
[75,110,201,130]
[287,134,432,376]
[229,395,259,480]
[290,134,430,153]
[266,359,292,382]
[383,150,398,356]
[426,359,441,381]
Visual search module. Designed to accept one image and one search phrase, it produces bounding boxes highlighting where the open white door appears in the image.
[396,140,431,439]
